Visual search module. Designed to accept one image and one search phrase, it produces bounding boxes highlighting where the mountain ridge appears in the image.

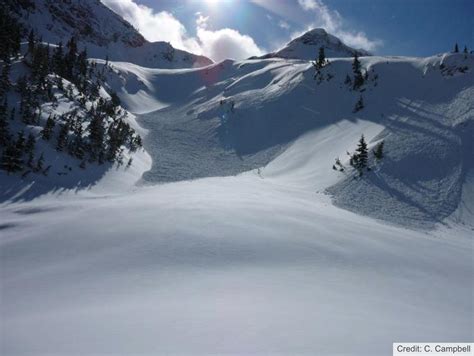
[5,0,212,69]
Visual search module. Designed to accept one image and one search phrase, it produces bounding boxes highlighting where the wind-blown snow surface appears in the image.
[1,171,473,355]
[1,52,473,354]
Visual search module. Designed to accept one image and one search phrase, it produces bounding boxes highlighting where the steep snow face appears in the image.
[103,52,474,227]
[258,28,371,60]
[6,0,212,69]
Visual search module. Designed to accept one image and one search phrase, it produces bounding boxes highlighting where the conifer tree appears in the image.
[36,152,44,172]
[27,30,36,55]
[353,95,364,113]
[315,46,327,69]
[77,48,88,77]
[373,141,384,160]
[0,6,22,61]
[27,150,35,168]
[352,53,364,90]
[463,45,468,54]
[25,133,36,155]
[344,74,352,86]
[15,75,28,97]
[52,42,65,76]
[0,102,10,145]
[41,115,56,141]
[15,130,25,152]
[56,123,69,151]
[0,63,11,98]
[454,43,459,53]
[0,143,23,173]
[353,134,368,176]
[110,91,121,109]
[65,36,78,80]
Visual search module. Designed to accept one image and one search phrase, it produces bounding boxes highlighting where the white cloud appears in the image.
[296,0,381,51]
[197,27,264,62]
[298,0,318,11]
[196,13,209,29]
[101,0,263,62]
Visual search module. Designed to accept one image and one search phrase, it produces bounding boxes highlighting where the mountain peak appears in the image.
[258,28,370,60]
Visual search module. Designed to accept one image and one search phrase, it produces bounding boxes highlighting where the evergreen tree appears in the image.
[65,36,78,80]
[41,115,56,140]
[0,6,22,61]
[27,150,35,168]
[0,101,10,145]
[15,75,28,96]
[77,48,88,77]
[0,63,11,98]
[0,143,23,173]
[27,29,36,55]
[344,74,352,86]
[52,42,65,76]
[88,106,105,161]
[56,123,69,151]
[353,135,368,176]
[353,95,364,113]
[31,44,50,87]
[463,45,468,54]
[315,46,327,69]
[454,43,459,53]
[110,91,121,109]
[36,152,44,172]
[373,141,384,160]
[352,53,364,90]
[25,133,36,155]
[15,130,26,152]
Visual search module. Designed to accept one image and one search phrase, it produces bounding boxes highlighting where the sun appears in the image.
[204,0,233,7]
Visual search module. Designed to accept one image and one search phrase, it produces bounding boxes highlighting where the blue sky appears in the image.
[103,0,473,61]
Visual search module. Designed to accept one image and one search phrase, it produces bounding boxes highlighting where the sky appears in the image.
[101,0,473,62]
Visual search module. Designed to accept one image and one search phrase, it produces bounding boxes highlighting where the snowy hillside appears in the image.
[0,8,147,202]
[99,51,474,228]
[256,28,371,60]
[1,4,473,355]
[5,0,212,69]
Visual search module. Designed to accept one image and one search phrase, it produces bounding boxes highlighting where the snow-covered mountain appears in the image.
[257,28,371,60]
[96,52,473,228]
[1,4,473,355]
[5,0,212,69]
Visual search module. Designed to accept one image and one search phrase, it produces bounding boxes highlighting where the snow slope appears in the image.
[1,152,472,355]
[0,48,151,203]
[100,51,474,227]
[6,0,212,69]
